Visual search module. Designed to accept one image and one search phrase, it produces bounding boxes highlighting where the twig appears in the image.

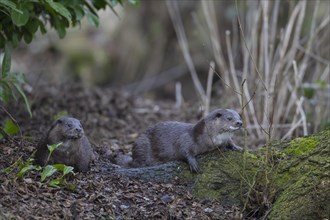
[204,61,215,116]
[210,63,241,95]
[175,82,183,109]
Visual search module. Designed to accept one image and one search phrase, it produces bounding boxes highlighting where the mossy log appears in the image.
[111,130,330,219]
[268,130,329,219]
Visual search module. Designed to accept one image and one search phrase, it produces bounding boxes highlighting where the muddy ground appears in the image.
[0,82,247,219]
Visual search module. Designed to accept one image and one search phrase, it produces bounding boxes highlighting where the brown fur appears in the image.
[131,109,243,173]
[35,117,95,172]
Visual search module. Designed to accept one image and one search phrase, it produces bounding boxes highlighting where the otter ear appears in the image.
[57,119,63,124]
[215,113,222,118]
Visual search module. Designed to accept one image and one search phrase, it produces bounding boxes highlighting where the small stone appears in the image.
[160,195,174,203]
[204,208,213,213]
[120,205,129,210]
[23,178,33,184]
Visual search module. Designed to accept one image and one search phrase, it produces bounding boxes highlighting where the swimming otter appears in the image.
[35,117,95,172]
[131,109,243,173]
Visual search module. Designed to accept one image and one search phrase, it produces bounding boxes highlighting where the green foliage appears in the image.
[0,44,32,116]
[0,118,19,139]
[16,157,39,177]
[0,0,138,47]
[5,143,75,188]
[0,0,139,136]
[46,142,62,163]
[41,165,58,181]
[303,88,315,99]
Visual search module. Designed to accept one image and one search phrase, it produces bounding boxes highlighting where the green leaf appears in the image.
[92,0,107,10]
[72,5,84,21]
[45,0,72,22]
[0,0,18,11]
[48,178,61,188]
[2,118,19,135]
[23,31,33,44]
[12,82,32,117]
[11,72,25,84]
[52,164,74,175]
[85,11,99,27]
[11,4,29,27]
[26,18,39,35]
[63,165,74,175]
[47,142,63,154]
[54,18,66,38]
[22,2,34,11]
[1,44,11,78]
[0,33,5,48]
[0,86,5,103]
[41,165,57,181]
[128,0,139,6]
[17,164,35,177]
[39,21,47,34]
[11,32,19,48]
[0,81,12,104]
[52,163,65,171]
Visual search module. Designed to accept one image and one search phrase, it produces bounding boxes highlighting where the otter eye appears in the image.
[215,113,222,118]
[227,117,232,121]
[67,123,73,128]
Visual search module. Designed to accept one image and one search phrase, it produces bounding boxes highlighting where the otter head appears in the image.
[53,117,84,140]
[204,109,242,137]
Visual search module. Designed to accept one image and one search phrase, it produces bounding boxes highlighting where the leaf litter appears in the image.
[0,82,240,219]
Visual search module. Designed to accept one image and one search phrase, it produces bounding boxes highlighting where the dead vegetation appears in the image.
[168,0,329,142]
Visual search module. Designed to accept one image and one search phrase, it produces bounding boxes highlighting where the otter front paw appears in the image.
[227,138,243,151]
[187,156,200,173]
[231,144,243,151]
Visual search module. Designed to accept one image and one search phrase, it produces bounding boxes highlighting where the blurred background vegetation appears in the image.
[5,0,330,140]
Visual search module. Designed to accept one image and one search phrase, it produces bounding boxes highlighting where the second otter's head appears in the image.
[203,109,243,135]
[49,117,84,142]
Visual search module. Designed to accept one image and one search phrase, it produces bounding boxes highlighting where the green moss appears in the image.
[269,130,330,219]
[284,136,319,156]
[190,151,259,206]
[184,130,330,219]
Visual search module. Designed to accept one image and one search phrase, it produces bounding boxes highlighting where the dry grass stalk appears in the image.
[214,0,327,140]
[175,82,183,109]
[167,0,329,141]
[204,61,215,116]
[166,0,206,103]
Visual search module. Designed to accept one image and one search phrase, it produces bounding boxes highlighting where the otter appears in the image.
[131,109,243,173]
[35,117,95,172]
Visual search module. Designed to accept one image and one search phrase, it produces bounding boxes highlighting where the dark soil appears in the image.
[0,82,241,219]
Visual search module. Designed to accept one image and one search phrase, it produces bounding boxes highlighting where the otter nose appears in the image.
[75,128,82,133]
[236,121,243,127]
